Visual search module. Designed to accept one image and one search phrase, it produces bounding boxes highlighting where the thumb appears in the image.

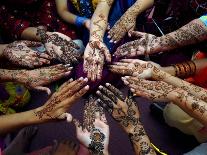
[102,47,111,62]
[128,31,145,38]
[23,40,42,47]
[34,86,51,95]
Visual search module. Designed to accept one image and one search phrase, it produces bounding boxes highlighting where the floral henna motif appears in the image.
[97,84,155,154]
[36,28,81,65]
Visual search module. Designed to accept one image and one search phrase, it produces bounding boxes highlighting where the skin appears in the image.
[122,77,207,126]
[83,0,114,81]
[96,83,156,155]
[67,96,109,155]
[0,64,72,95]
[22,27,81,65]
[108,0,154,43]
[0,78,89,135]
[1,41,52,68]
[55,0,91,30]
[114,18,207,58]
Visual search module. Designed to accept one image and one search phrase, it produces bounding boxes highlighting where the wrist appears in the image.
[167,87,186,102]
[36,26,48,43]
[33,105,52,122]
[161,66,176,76]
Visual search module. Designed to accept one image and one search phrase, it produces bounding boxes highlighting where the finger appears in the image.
[112,62,129,66]
[38,58,50,65]
[39,53,52,60]
[69,40,80,50]
[97,64,103,80]
[96,90,116,109]
[109,65,132,75]
[61,77,88,96]
[70,85,89,102]
[121,59,145,64]
[105,83,125,100]
[58,78,73,91]
[92,64,98,81]
[100,113,107,124]
[22,40,42,47]
[72,118,83,132]
[49,71,72,84]
[97,99,113,114]
[129,31,146,38]
[98,85,117,103]
[102,48,111,62]
[57,112,72,120]
[34,86,51,95]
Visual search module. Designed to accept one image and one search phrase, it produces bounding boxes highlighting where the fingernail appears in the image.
[106,83,110,86]
[124,80,129,85]
[109,40,113,43]
[78,77,84,80]
[84,78,88,82]
[69,78,73,82]
[107,35,111,39]
[114,41,117,44]
[125,76,130,79]
[96,91,100,94]
[64,64,71,67]
[65,71,71,75]
[121,77,126,81]
[84,85,89,90]
[130,88,135,92]
[68,67,73,70]
[97,99,101,102]
[99,85,103,89]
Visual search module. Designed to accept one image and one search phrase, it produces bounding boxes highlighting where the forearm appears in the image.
[21,27,42,41]
[55,0,76,24]
[0,44,8,58]
[160,59,207,76]
[128,122,156,155]
[127,0,154,17]
[0,69,24,82]
[152,68,207,102]
[89,0,113,41]
[0,108,45,135]
[153,18,207,53]
[169,88,207,126]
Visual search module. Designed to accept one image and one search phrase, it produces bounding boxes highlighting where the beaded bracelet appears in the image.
[75,16,88,27]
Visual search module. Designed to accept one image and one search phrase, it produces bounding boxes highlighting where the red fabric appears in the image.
[0,0,77,41]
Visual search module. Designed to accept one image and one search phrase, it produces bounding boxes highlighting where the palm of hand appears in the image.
[84,40,107,81]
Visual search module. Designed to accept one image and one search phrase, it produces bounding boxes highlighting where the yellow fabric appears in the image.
[163,103,207,143]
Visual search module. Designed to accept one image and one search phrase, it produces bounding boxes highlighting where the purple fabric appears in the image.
[0,83,9,101]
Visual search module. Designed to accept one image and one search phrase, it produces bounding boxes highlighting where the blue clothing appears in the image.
[200,14,207,27]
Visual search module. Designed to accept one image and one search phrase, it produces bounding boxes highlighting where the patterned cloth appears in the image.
[200,14,207,26]
[0,0,77,41]
[0,82,30,115]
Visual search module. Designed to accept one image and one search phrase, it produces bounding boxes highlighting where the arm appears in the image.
[0,44,8,58]
[108,0,154,43]
[89,0,114,41]
[115,17,207,57]
[0,77,89,135]
[168,88,207,126]
[83,0,114,81]
[96,84,156,155]
[122,77,207,126]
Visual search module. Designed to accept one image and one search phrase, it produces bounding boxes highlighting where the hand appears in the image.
[114,31,159,58]
[3,41,52,68]
[122,77,176,102]
[83,40,111,81]
[109,59,161,79]
[34,77,89,120]
[96,83,140,133]
[69,97,109,155]
[108,10,136,43]
[36,27,81,65]
[84,19,91,31]
[17,64,73,94]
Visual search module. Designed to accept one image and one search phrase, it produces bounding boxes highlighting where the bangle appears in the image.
[173,61,196,78]
[75,16,88,27]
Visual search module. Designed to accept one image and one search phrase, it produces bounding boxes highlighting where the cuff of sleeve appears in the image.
[75,16,88,27]
[199,14,207,27]
[13,20,30,39]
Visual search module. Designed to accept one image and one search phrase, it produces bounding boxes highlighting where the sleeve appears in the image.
[0,5,30,40]
[199,14,207,27]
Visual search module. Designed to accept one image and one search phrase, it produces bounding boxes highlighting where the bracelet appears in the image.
[36,26,47,43]
[75,16,88,27]
[173,61,196,78]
